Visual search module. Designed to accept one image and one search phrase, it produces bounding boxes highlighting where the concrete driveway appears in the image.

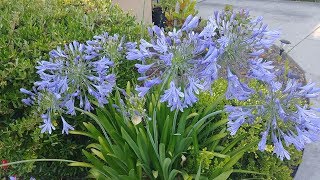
[196,1,320,179]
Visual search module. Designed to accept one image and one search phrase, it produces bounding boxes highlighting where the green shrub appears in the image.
[0,113,88,178]
[0,0,142,121]
[0,0,144,178]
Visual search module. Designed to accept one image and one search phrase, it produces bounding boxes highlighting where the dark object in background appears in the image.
[280,39,291,55]
[152,7,166,28]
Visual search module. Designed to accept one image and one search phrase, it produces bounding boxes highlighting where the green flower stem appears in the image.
[172,109,179,134]
[0,159,77,167]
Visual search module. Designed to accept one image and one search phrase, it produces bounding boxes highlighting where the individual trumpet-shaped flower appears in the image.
[40,113,56,134]
[225,105,254,135]
[272,133,291,160]
[226,68,254,101]
[126,19,222,111]
[181,15,200,32]
[225,76,320,160]
[20,87,38,106]
[258,128,269,151]
[61,116,75,134]
[248,58,276,83]
[160,81,185,111]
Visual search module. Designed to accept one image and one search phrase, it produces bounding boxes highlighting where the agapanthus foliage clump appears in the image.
[21,33,123,134]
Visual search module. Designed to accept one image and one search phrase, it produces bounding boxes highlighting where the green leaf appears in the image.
[226,140,258,157]
[160,115,172,145]
[169,169,181,180]
[203,94,225,115]
[103,166,121,179]
[213,170,233,180]
[91,148,106,161]
[121,127,142,160]
[186,112,199,120]
[233,169,267,176]
[68,162,94,168]
[84,122,104,140]
[195,163,201,180]
[212,152,229,159]
[162,158,172,180]
[198,118,228,140]
[187,110,223,137]
[70,130,96,139]
[137,128,150,165]
[177,109,192,137]
[203,131,228,146]
[221,134,246,154]
[222,152,244,172]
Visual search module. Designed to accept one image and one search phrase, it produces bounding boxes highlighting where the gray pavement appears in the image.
[196,0,320,179]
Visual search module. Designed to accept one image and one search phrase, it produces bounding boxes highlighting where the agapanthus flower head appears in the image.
[35,40,115,113]
[204,9,280,80]
[21,32,122,134]
[126,18,223,111]
[225,76,320,160]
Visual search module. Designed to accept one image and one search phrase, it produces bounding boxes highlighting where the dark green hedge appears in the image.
[0,0,142,122]
[0,0,143,178]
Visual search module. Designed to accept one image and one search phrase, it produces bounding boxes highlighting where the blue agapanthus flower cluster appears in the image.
[191,9,280,104]
[21,33,121,134]
[201,9,280,88]
[207,9,320,160]
[87,32,125,63]
[208,9,280,57]
[126,15,226,111]
[225,60,320,160]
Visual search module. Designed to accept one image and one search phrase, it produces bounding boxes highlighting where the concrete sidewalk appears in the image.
[196,0,320,179]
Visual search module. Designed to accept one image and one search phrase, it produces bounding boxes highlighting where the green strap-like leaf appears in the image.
[221,134,246,154]
[213,169,233,180]
[195,163,202,180]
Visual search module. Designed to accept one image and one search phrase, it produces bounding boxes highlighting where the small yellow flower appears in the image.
[266,145,274,153]
[53,120,58,127]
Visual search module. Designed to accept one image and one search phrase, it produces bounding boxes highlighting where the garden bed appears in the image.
[1,1,318,179]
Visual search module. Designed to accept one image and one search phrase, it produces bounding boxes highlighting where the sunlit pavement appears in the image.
[196,1,320,179]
